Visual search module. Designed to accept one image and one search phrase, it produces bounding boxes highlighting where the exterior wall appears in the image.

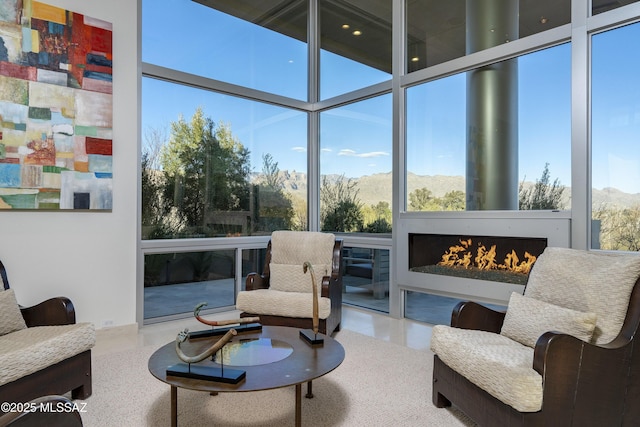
[0,0,139,329]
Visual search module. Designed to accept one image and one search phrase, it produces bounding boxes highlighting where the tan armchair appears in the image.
[430,247,640,426]
[0,260,95,409]
[236,231,343,335]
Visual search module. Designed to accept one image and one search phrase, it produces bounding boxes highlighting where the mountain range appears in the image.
[254,171,640,209]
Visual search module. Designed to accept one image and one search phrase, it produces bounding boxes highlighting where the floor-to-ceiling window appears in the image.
[140,0,640,325]
[401,0,573,324]
[319,95,393,312]
[591,21,640,251]
[405,44,571,214]
[141,0,310,321]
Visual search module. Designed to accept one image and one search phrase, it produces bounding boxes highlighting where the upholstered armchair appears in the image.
[430,247,640,426]
[0,260,95,408]
[236,231,343,335]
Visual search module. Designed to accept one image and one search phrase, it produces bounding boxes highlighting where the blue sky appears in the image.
[142,1,640,193]
[592,23,640,194]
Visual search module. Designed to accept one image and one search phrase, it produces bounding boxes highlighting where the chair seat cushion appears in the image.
[430,325,542,412]
[236,289,331,319]
[0,322,96,386]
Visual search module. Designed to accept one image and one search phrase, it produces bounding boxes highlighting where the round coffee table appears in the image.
[148,325,345,427]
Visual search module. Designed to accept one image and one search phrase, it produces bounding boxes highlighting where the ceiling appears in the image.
[193,0,636,74]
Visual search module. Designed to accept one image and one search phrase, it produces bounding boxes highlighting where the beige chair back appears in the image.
[525,247,640,344]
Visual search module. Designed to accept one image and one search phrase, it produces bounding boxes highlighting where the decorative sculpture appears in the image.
[167,327,246,384]
[175,328,237,364]
[300,261,324,346]
[194,302,260,327]
[188,302,262,339]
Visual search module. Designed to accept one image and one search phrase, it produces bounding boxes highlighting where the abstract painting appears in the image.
[0,0,112,210]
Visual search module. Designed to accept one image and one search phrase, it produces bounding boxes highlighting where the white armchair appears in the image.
[430,247,640,426]
[236,231,343,335]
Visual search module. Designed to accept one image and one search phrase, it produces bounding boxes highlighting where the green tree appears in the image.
[593,204,640,251]
[323,200,364,232]
[362,201,392,232]
[320,174,363,232]
[256,153,294,231]
[519,163,565,210]
[160,108,251,234]
[408,188,465,212]
[363,217,392,233]
[141,126,182,239]
[409,187,434,211]
[372,201,392,221]
[440,190,465,211]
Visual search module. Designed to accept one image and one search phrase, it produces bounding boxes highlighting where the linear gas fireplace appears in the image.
[396,213,570,306]
[409,234,548,286]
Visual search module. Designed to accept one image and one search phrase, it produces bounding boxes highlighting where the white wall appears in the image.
[0,0,139,329]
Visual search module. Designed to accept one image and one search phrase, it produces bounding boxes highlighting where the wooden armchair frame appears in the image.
[240,238,343,336]
[432,276,640,426]
[0,261,92,408]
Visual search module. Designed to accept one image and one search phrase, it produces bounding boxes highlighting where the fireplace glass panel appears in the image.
[409,233,547,285]
[405,290,506,326]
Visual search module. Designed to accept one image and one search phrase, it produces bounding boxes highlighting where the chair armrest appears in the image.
[245,272,269,291]
[533,331,632,376]
[20,297,76,327]
[532,331,635,419]
[322,271,343,325]
[450,301,505,332]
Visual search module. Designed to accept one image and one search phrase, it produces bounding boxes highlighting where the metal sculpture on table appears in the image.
[175,328,236,363]
[188,302,262,339]
[300,261,324,346]
[166,328,246,384]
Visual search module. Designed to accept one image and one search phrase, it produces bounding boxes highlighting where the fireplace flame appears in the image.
[438,239,537,274]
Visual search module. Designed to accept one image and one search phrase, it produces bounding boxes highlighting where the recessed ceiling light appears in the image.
[342,24,350,29]
[411,57,419,62]
[352,30,362,36]
[540,16,548,24]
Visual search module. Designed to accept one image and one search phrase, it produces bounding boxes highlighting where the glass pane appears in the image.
[241,248,267,291]
[405,44,570,212]
[342,246,390,313]
[406,0,570,73]
[404,290,505,325]
[320,0,392,99]
[142,0,307,100]
[591,23,640,251]
[319,95,392,233]
[142,78,307,239]
[593,0,640,15]
[144,250,236,320]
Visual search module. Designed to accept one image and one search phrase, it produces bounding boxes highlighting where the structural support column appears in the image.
[465,0,519,210]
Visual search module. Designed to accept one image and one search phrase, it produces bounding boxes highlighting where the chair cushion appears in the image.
[430,325,542,412]
[500,292,597,348]
[269,263,330,294]
[0,322,95,386]
[270,231,335,265]
[236,289,331,319]
[526,247,640,344]
[0,289,27,336]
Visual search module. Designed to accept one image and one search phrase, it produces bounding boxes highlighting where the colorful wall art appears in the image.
[0,0,112,210]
